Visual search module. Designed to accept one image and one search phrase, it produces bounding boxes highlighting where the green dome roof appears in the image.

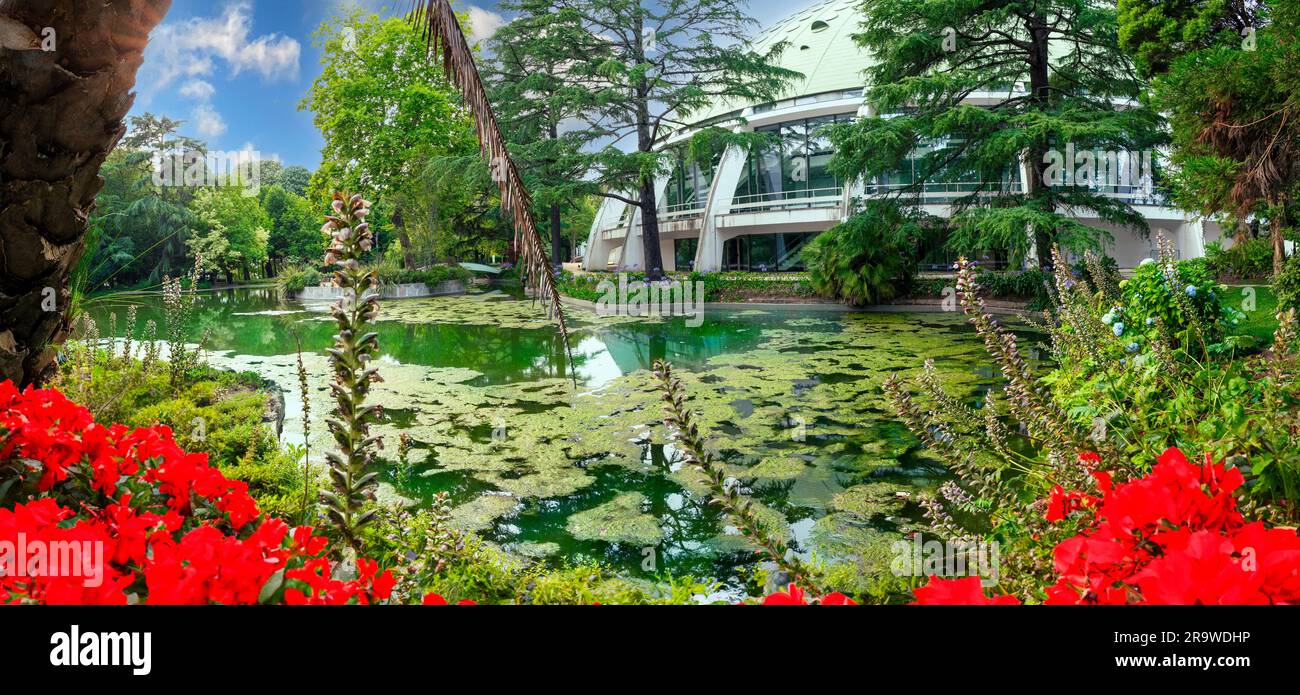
[688,0,870,124]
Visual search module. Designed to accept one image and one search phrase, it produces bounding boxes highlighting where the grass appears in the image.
[1225,283,1281,345]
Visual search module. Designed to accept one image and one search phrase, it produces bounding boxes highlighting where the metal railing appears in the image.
[863,181,1171,206]
[728,187,844,212]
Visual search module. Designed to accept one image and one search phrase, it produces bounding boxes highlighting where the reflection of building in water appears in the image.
[592,320,768,377]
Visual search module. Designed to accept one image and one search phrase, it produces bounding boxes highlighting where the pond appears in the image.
[85,285,1037,594]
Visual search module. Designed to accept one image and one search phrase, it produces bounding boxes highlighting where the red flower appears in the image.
[912,577,1020,605]
[0,381,386,607]
[762,583,807,605]
[422,593,475,605]
[760,584,859,605]
[1039,447,1297,605]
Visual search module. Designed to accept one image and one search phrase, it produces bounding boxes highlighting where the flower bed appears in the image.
[0,381,392,605]
[913,447,1300,604]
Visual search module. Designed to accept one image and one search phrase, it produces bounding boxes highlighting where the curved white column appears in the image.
[617,176,670,271]
[1178,218,1207,260]
[582,195,629,271]
[693,141,750,272]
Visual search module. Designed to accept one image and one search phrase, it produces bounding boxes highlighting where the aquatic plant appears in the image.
[652,359,818,591]
[320,192,384,551]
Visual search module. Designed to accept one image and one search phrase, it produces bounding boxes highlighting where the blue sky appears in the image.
[130,0,799,170]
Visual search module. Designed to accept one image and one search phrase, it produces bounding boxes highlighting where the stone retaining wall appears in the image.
[295,280,466,301]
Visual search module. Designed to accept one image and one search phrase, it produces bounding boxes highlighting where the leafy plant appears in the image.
[1276,251,1300,312]
[1205,238,1275,281]
[802,202,927,305]
[320,192,384,550]
[275,263,325,297]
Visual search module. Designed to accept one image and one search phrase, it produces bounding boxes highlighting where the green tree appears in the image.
[549,0,799,280]
[261,185,324,272]
[486,0,605,268]
[279,165,312,197]
[189,187,271,284]
[830,0,1164,269]
[302,10,474,269]
[1120,0,1297,275]
[83,113,204,290]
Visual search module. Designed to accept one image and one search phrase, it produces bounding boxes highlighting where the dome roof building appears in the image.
[581,0,1219,275]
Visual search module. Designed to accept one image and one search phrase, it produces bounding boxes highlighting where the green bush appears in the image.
[555,270,814,304]
[370,262,472,287]
[912,268,1052,309]
[275,263,324,297]
[803,209,921,305]
[54,357,305,520]
[1205,239,1274,281]
[1108,258,1243,352]
[1276,252,1300,312]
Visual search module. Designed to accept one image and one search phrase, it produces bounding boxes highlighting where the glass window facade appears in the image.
[722,232,816,272]
[733,114,851,203]
[865,131,1022,199]
[674,237,699,270]
[663,148,721,212]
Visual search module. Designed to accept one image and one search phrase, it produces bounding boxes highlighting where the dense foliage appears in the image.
[802,204,927,306]
[831,0,1161,268]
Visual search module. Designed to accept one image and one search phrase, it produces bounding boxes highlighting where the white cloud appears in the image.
[145,1,300,89]
[192,104,227,138]
[179,79,216,100]
[467,6,505,43]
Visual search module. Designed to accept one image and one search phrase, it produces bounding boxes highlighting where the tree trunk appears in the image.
[0,0,172,387]
[393,207,415,270]
[549,202,563,270]
[1026,12,1055,270]
[633,15,666,281]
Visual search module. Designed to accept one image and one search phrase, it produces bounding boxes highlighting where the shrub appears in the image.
[884,252,1300,602]
[1276,252,1300,312]
[912,268,1052,309]
[370,260,472,287]
[1107,256,1243,354]
[275,263,324,297]
[803,208,921,305]
[1205,238,1274,281]
[52,356,305,521]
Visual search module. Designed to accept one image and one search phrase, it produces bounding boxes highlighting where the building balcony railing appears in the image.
[863,181,1171,206]
[728,187,844,213]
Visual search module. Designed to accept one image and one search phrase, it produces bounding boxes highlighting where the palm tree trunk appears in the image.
[0,0,172,387]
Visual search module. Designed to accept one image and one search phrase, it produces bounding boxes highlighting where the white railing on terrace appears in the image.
[663,201,706,215]
[864,181,1171,206]
[728,187,844,213]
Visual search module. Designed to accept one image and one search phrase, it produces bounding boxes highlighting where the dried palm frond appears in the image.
[406,0,573,373]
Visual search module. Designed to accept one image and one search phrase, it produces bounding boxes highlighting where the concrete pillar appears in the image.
[619,175,670,271]
[694,141,750,272]
[582,195,629,271]
[1178,218,1207,260]
[1020,152,1038,268]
